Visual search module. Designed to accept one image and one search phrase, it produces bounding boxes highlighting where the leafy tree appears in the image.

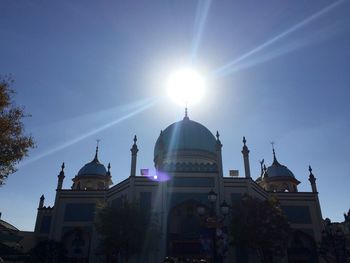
[95,202,160,263]
[0,77,34,186]
[229,195,291,263]
[26,240,67,263]
[319,218,350,263]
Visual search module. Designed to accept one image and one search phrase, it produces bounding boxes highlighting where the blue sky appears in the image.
[0,0,349,230]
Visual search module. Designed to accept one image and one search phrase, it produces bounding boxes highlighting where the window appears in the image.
[281,205,312,224]
[64,203,95,222]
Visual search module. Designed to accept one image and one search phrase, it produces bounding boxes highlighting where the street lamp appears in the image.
[197,190,230,263]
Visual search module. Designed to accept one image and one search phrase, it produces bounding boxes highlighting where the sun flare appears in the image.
[167,68,205,107]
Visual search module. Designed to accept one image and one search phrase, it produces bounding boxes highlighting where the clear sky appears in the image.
[0,0,349,231]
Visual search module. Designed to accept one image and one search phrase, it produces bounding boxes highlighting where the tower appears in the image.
[241,136,251,178]
[56,162,65,190]
[130,135,138,177]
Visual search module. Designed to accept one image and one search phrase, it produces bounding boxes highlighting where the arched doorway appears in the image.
[167,199,208,260]
[62,227,91,263]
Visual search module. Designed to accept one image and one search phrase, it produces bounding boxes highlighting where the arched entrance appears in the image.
[167,199,208,260]
[62,227,92,263]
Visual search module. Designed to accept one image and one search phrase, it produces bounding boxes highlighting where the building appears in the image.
[33,112,324,262]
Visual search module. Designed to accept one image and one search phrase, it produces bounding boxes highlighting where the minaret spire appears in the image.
[57,162,65,190]
[270,141,280,165]
[93,139,100,162]
[184,106,189,120]
[241,136,251,178]
[130,135,139,177]
[39,194,45,208]
[308,165,318,193]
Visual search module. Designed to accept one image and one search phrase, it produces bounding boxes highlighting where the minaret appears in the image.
[57,162,65,190]
[308,165,318,193]
[38,194,45,208]
[241,136,251,178]
[216,131,223,176]
[130,135,138,177]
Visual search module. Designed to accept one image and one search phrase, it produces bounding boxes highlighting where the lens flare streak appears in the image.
[19,98,158,167]
[190,0,212,64]
[212,0,345,78]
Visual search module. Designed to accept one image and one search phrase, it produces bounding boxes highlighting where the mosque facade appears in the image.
[33,113,324,263]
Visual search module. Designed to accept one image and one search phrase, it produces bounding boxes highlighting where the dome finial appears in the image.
[184,106,189,120]
[243,136,246,146]
[271,141,278,164]
[61,162,65,172]
[94,139,100,162]
[133,135,137,144]
[216,131,220,140]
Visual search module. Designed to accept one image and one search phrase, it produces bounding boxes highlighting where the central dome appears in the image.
[154,116,217,159]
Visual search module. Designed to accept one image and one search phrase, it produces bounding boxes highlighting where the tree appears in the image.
[26,240,67,263]
[319,218,350,263]
[229,195,291,263]
[0,77,34,186]
[95,202,160,263]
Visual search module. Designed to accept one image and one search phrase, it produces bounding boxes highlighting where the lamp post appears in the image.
[197,190,230,263]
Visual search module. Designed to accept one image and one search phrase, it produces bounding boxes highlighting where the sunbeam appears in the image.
[212,22,345,77]
[190,0,212,64]
[212,0,345,77]
[19,98,158,167]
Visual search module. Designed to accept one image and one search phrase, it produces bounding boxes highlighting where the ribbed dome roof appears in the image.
[154,116,217,158]
[77,148,107,177]
[266,150,295,178]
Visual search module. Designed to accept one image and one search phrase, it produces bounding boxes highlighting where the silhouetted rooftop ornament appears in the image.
[184,107,189,120]
[107,163,111,176]
[270,141,281,166]
[93,139,100,163]
[259,159,265,176]
[309,165,315,180]
[61,162,65,172]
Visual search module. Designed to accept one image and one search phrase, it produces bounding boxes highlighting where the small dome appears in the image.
[154,116,217,159]
[267,151,295,178]
[77,149,107,177]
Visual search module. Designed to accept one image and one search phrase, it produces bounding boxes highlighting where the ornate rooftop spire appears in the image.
[107,162,111,176]
[184,107,189,120]
[93,139,100,162]
[308,165,315,179]
[259,159,264,176]
[131,135,139,154]
[270,141,280,165]
[61,162,65,172]
[308,165,317,193]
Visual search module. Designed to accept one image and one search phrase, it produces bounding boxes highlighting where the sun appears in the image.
[166,68,205,107]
